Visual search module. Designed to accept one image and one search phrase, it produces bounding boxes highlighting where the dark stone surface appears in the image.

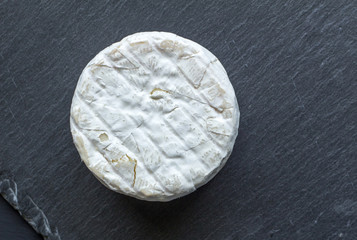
[0,0,356,239]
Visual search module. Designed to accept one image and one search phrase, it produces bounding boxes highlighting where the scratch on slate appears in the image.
[291,78,321,155]
[291,78,305,111]
[291,77,322,153]
[203,223,227,240]
[346,172,356,191]
[11,78,17,88]
[314,211,325,224]
[5,99,16,121]
[0,95,6,103]
[314,140,321,153]
[4,99,25,137]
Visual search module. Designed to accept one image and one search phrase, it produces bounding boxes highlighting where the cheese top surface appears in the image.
[70,32,240,201]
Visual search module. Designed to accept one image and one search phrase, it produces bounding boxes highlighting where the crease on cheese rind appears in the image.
[70,32,240,201]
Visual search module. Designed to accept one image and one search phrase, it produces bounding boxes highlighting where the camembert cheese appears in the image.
[70,32,240,201]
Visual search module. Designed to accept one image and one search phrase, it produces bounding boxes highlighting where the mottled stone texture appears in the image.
[0,0,356,239]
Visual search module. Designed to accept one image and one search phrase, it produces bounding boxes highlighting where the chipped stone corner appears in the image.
[0,177,61,240]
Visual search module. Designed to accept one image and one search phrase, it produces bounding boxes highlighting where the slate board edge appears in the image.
[0,176,61,240]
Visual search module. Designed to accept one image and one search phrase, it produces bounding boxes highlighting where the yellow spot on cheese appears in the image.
[126,154,137,187]
[150,88,170,95]
[99,133,108,142]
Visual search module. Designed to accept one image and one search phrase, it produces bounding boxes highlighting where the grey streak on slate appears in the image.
[0,0,356,239]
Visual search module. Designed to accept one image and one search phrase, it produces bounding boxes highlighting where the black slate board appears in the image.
[1,0,356,239]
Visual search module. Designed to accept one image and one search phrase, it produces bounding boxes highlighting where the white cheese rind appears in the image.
[70,32,240,201]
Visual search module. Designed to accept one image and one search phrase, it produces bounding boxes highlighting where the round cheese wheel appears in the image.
[70,32,239,201]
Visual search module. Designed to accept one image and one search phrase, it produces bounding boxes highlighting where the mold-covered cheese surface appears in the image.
[70,32,240,201]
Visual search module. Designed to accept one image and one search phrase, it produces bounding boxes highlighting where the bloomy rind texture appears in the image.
[70,32,240,201]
